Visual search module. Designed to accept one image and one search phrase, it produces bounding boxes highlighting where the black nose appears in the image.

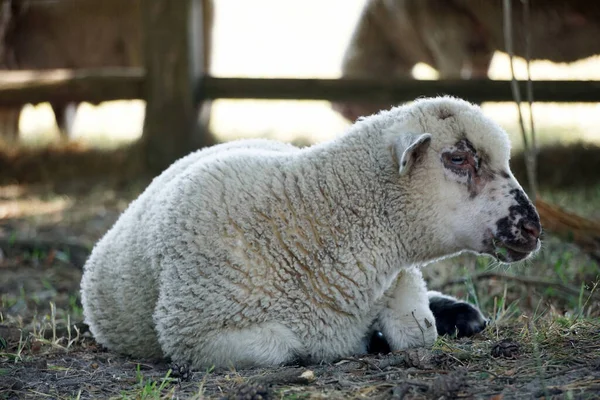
[520,220,541,241]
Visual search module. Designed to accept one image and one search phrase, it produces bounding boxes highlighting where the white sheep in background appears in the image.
[80,96,541,369]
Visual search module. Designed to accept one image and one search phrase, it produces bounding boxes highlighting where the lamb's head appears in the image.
[381,97,541,263]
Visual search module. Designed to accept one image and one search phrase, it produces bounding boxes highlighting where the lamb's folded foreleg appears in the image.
[375,268,438,351]
[370,269,489,354]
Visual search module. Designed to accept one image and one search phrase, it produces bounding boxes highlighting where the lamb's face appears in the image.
[393,98,542,263]
[432,136,541,263]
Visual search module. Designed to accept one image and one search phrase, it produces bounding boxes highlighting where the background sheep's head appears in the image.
[384,97,541,264]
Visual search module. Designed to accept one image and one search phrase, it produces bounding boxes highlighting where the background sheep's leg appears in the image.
[0,106,21,142]
[332,0,413,122]
[51,102,78,140]
[375,268,437,350]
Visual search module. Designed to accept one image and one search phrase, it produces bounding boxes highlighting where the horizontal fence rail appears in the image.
[200,77,600,103]
[0,69,144,106]
[1,69,600,106]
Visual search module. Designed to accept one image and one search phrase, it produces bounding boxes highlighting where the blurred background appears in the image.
[11,0,600,149]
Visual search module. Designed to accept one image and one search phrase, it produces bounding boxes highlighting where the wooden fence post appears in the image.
[141,0,213,173]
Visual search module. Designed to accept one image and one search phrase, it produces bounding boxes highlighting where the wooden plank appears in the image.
[0,68,144,106]
[1,70,599,106]
[200,77,600,103]
[141,0,214,173]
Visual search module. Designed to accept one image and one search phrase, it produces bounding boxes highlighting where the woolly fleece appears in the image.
[81,96,539,369]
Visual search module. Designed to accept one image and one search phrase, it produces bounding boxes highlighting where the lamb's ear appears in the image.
[394,133,432,176]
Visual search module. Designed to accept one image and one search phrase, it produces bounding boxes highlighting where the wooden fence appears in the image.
[1,0,599,172]
[2,71,600,105]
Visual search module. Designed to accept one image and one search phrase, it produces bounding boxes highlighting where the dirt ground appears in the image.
[2,325,599,399]
[1,169,600,399]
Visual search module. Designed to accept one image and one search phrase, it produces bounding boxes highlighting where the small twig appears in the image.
[407,369,450,376]
[503,0,537,198]
[249,369,315,386]
[366,368,449,381]
[572,279,600,324]
[444,353,466,367]
[339,357,382,371]
[539,366,587,381]
[374,380,430,390]
[470,369,501,379]
[361,370,401,380]
[527,318,549,397]
[432,271,600,300]
[521,0,538,199]
[375,353,410,370]
[503,0,527,148]
[411,311,426,346]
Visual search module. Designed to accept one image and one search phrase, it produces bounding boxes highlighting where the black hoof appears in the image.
[367,330,391,354]
[429,294,487,338]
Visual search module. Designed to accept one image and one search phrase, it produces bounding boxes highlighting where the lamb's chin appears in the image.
[478,243,537,263]
[492,248,532,263]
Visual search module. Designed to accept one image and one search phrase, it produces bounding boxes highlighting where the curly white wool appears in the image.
[81,96,537,369]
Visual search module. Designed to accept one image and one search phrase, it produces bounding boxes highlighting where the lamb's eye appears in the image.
[450,155,467,165]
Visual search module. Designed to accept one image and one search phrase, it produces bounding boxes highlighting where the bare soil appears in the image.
[1,319,599,399]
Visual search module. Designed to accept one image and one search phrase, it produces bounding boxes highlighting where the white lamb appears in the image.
[80,96,541,369]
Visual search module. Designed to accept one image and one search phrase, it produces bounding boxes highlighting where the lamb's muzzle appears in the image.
[487,187,542,262]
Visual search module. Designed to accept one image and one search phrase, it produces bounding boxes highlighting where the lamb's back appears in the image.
[80,140,298,357]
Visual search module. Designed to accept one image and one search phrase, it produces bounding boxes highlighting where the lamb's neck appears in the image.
[298,133,403,266]
[385,184,458,266]
[304,134,383,220]
[303,131,456,270]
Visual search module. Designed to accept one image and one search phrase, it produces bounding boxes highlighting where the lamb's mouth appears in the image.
[486,238,540,263]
